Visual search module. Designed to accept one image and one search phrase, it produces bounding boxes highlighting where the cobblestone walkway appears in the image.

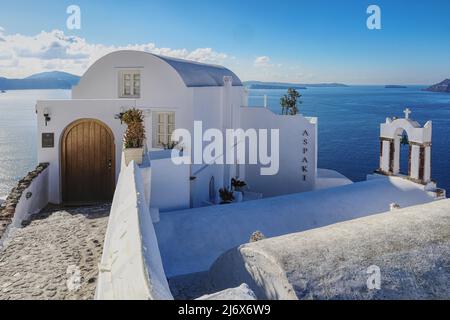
[0,203,110,300]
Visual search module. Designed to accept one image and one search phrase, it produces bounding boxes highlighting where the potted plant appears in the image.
[231,178,247,192]
[122,108,146,166]
[219,187,235,205]
[162,141,180,150]
[231,178,247,202]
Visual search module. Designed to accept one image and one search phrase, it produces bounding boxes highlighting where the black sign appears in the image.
[42,133,54,148]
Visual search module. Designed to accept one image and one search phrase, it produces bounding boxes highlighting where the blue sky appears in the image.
[0,0,449,84]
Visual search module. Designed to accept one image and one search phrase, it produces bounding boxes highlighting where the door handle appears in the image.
[108,160,112,170]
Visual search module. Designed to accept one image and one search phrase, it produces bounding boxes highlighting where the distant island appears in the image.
[424,79,450,93]
[385,85,407,89]
[247,84,307,90]
[0,71,80,90]
[244,81,348,90]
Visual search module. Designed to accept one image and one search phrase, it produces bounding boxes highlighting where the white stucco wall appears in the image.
[35,99,133,204]
[188,86,246,207]
[73,51,195,153]
[149,150,190,212]
[96,162,172,300]
[73,51,189,103]
[240,107,317,197]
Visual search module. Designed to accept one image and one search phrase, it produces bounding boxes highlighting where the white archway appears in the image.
[378,109,432,184]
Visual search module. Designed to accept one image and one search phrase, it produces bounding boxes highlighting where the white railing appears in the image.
[95,161,173,300]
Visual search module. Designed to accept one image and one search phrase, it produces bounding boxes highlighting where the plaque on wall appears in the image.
[42,133,54,148]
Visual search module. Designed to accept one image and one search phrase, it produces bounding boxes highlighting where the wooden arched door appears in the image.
[61,119,115,203]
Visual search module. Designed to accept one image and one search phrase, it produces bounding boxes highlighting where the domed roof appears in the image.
[154,54,242,88]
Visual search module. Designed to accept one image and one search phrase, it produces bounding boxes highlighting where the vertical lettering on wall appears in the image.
[302,130,309,182]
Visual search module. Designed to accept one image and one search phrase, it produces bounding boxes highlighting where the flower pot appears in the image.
[233,191,243,203]
[124,148,144,166]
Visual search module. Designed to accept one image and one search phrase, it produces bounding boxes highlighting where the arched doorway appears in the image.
[61,119,115,204]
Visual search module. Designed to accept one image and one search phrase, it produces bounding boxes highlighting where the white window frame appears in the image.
[152,112,176,149]
[119,70,141,98]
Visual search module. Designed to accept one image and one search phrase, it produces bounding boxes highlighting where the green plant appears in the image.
[231,178,247,191]
[122,108,144,125]
[280,88,302,115]
[122,108,146,148]
[162,141,180,150]
[219,187,235,204]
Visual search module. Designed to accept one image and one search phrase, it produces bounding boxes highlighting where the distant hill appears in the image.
[424,79,450,93]
[0,71,80,90]
[247,83,307,90]
[244,81,348,90]
[385,85,407,89]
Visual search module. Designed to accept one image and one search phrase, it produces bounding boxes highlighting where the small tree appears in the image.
[122,108,146,148]
[280,88,301,115]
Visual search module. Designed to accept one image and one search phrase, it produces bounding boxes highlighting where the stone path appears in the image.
[0,203,110,300]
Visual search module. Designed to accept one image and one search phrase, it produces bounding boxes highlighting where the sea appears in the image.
[0,90,70,199]
[0,86,449,199]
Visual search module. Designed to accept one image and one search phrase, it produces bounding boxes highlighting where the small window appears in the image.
[119,71,140,98]
[153,112,176,148]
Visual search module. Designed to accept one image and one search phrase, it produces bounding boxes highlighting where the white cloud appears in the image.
[254,56,273,68]
[0,29,230,78]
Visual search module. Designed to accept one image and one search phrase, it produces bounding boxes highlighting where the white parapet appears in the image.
[95,161,173,300]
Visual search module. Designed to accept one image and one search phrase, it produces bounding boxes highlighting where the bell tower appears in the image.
[378,109,432,184]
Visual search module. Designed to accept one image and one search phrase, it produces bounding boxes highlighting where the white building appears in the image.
[36,50,319,208]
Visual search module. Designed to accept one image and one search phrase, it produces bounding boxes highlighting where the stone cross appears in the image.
[404,108,412,120]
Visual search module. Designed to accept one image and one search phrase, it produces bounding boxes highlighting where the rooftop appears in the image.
[209,199,450,299]
[154,53,243,88]
[155,175,438,278]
